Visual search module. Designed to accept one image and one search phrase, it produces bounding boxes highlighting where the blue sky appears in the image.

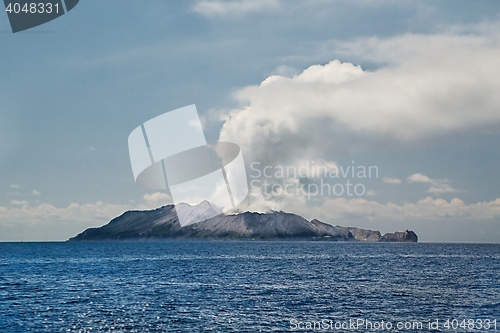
[1,0,500,241]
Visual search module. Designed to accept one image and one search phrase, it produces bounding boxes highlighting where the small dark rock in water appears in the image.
[380,230,418,243]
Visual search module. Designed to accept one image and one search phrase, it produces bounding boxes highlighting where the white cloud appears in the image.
[10,184,20,188]
[31,190,40,196]
[382,177,402,184]
[143,192,172,206]
[219,31,500,169]
[408,173,458,194]
[407,173,432,183]
[427,184,458,194]
[0,201,131,225]
[327,23,500,66]
[193,0,281,16]
[0,193,174,229]
[311,197,500,221]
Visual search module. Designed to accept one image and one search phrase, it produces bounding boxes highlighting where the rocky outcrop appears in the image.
[380,230,418,242]
[346,227,382,241]
[68,202,418,242]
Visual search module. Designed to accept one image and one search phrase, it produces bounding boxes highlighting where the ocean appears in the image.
[0,241,499,332]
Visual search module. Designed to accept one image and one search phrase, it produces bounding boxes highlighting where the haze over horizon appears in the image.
[1,1,500,242]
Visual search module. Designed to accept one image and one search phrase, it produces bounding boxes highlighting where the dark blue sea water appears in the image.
[0,242,499,332]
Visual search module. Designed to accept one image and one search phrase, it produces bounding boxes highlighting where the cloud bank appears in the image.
[382,177,402,184]
[219,32,500,168]
[311,197,500,221]
[408,173,458,194]
[0,190,174,240]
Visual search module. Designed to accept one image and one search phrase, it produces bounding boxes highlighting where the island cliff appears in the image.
[69,201,418,242]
